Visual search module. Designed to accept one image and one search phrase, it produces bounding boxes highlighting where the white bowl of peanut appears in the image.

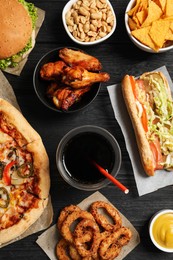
[62,0,116,45]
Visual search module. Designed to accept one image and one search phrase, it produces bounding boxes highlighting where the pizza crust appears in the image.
[0,198,48,245]
[0,98,41,145]
[26,140,50,199]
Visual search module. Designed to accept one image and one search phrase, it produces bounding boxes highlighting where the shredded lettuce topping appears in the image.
[0,0,37,70]
[139,73,173,169]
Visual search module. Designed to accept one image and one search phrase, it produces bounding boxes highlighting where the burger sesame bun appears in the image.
[0,0,32,59]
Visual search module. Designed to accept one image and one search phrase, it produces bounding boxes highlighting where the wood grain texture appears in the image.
[1,0,173,259]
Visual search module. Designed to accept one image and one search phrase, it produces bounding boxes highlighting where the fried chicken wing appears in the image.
[61,66,110,89]
[46,82,59,97]
[52,86,72,109]
[40,60,67,80]
[52,85,91,110]
[59,48,102,71]
[61,86,91,110]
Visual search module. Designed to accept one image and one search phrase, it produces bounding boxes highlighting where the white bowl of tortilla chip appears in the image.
[125,0,173,53]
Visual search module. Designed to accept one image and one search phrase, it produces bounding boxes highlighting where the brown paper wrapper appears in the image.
[36,192,140,260]
[2,8,45,76]
[0,71,53,248]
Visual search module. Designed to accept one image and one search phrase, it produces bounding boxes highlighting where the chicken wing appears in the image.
[52,86,72,109]
[61,86,91,110]
[52,85,91,110]
[40,60,67,80]
[61,66,110,89]
[46,82,59,97]
[59,48,102,71]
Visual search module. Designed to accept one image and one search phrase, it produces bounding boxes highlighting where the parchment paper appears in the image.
[2,8,45,76]
[36,191,140,260]
[0,71,53,247]
[107,66,173,196]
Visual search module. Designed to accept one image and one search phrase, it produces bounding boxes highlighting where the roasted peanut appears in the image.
[99,31,107,37]
[83,23,90,33]
[78,23,83,32]
[91,12,102,20]
[79,6,90,16]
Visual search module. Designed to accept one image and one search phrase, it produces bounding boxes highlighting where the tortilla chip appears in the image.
[141,0,148,9]
[142,1,163,27]
[128,0,141,16]
[163,16,173,21]
[136,9,148,25]
[132,15,141,27]
[170,21,173,32]
[131,26,158,50]
[137,2,145,12]
[165,28,173,40]
[153,0,166,11]
[165,0,173,17]
[149,19,170,48]
[128,17,140,30]
[158,0,166,11]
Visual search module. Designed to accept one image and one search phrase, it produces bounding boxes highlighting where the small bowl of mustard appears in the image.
[149,209,173,253]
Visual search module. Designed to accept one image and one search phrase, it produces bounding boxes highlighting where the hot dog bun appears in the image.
[122,74,155,176]
[121,71,173,176]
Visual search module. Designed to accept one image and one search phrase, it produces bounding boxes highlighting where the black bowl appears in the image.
[33,47,101,113]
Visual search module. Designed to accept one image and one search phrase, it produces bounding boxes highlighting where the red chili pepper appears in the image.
[3,161,16,186]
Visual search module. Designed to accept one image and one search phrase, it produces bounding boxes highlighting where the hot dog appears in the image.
[121,71,173,176]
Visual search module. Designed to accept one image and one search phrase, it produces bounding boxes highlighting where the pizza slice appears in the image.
[0,98,50,244]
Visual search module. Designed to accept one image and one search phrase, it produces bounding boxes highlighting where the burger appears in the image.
[0,0,38,70]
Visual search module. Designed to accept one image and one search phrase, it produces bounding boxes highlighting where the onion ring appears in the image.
[69,244,82,260]
[69,244,97,260]
[99,227,132,260]
[100,230,112,241]
[57,204,81,230]
[60,210,95,244]
[74,219,101,259]
[56,238,70,260]
[90,201,122,231]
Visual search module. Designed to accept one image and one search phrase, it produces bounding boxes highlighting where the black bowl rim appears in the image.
[33,47,101,113]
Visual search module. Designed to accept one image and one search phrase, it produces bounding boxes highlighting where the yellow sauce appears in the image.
[152,213,173,249]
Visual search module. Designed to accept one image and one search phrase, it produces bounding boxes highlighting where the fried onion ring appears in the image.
[90,201,122,231]
[100,230,112,241]
[56,238,70,260]
[60,210,95,244]
[74,219,101,259]
[99,227,132,260]
[57,204,81,230]
[69,244,82,260]
[69,244,97,260]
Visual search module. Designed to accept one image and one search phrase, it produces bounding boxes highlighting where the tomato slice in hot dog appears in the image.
[130,76,138,99]
[141,105,148,132]
[150,137,163,170]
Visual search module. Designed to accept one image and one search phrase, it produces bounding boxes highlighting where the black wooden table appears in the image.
[1,0,173,259]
